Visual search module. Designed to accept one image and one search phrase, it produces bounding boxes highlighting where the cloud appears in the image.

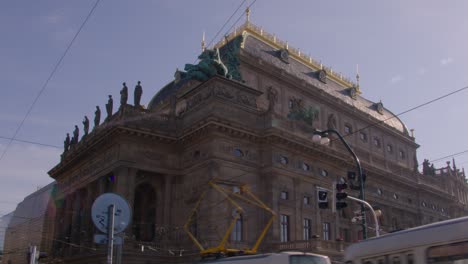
[44,14,63,24]
[390,75,403,84]
[42,9,66,25]
[417,68,427,75]
[440,57,454,66]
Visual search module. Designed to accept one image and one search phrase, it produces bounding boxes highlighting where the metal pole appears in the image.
[107,204,115,264]
[116,236,122,264]
[347,196,380,237]
[321,129,367,239]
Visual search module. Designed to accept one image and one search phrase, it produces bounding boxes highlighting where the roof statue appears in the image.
[120,82,128,106]
[134,81,143,108]
[106,95,113,119]
[181,48,229,82]
[63,133,70,153]
[94,106,101,128]
[82,116,89,136]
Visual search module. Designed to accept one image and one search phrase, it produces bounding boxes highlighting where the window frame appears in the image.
[322,222,331,241]
[303,218,312,240]
[280,214,290,242]
[280,191,289,200]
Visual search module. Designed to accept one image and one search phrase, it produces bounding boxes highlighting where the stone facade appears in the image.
[45,22,468,264]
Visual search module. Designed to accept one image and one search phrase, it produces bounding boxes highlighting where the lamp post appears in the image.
[312,129,367,239]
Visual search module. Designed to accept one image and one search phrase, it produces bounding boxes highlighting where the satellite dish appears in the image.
[91,193,131,234]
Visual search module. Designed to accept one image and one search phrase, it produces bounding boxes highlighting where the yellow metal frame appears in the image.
[183,180,276,257]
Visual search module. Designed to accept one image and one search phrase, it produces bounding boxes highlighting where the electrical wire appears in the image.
[0,135,60,149]
[0,0,102,163]
[224,0,258,36]
[205,0,247,49]
[335,85,468,145]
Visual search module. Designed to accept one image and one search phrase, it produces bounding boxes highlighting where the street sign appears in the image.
[91,193,131,234]
[94,234,123,245]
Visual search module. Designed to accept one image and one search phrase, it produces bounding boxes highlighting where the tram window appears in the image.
[377,259,384,264]
[427,241,468,263]
[406,254,414,264]
[392,256,400,264]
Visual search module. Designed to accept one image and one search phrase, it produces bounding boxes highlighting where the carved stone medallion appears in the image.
[349,87,357,99]
[375,101,384,114]
[317,70,327,83]
[278,49,289,64]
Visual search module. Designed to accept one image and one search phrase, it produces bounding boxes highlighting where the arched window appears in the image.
[133,183,156,241]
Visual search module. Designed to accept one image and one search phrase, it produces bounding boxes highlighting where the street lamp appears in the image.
[312,129,368,239]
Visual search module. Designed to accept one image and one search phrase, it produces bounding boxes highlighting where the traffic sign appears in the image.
[91,193,131,234]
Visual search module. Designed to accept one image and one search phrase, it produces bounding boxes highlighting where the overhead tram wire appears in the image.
[224,0,258,37]
[429,149,468,164]
[0,135,61,149]
[205,0,247,50]
[193,0,258,64]
[0,0,102,163]
[333,85,468,144]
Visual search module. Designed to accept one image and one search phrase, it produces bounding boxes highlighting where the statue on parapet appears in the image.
[83,116,89,136]
[64,133,70,152]
[134,81,143,107]
[120,82,128,106]
[72,125,79,145]
[181,48,230,82]
[422,159,436,176]
[94,106,101,128]
[106,95,113,119]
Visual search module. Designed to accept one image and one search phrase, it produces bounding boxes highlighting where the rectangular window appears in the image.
[344,124,352,134]
[373,137,381,148]
[340,228,350,242]
[231,214,243,241]
[407,254,414,264]
[280,191,289,200]
[303,218,311,240]
[322,222,330,241]
[359,132,367,142]
[399,150,406,159]
[280,214,290,242]
[387,144,393,153]
[303,196,310,205]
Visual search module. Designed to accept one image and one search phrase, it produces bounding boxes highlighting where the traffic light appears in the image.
[317,189,328,209]
[336,182,348,209]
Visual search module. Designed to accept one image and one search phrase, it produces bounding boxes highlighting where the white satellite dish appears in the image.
[91,193,131,234]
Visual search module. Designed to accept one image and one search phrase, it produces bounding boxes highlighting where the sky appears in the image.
[1,0,468,217]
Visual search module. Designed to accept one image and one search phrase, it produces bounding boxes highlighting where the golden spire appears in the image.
[356,64,361,93]
[246,0,251,23]
[201,31,206,51]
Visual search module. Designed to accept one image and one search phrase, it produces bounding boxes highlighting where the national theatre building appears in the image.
[45,18,468,264]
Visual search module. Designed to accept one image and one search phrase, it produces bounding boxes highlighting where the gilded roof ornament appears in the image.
[355,64,362,94]
[201,31,206,51]
[245,0,251,23]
